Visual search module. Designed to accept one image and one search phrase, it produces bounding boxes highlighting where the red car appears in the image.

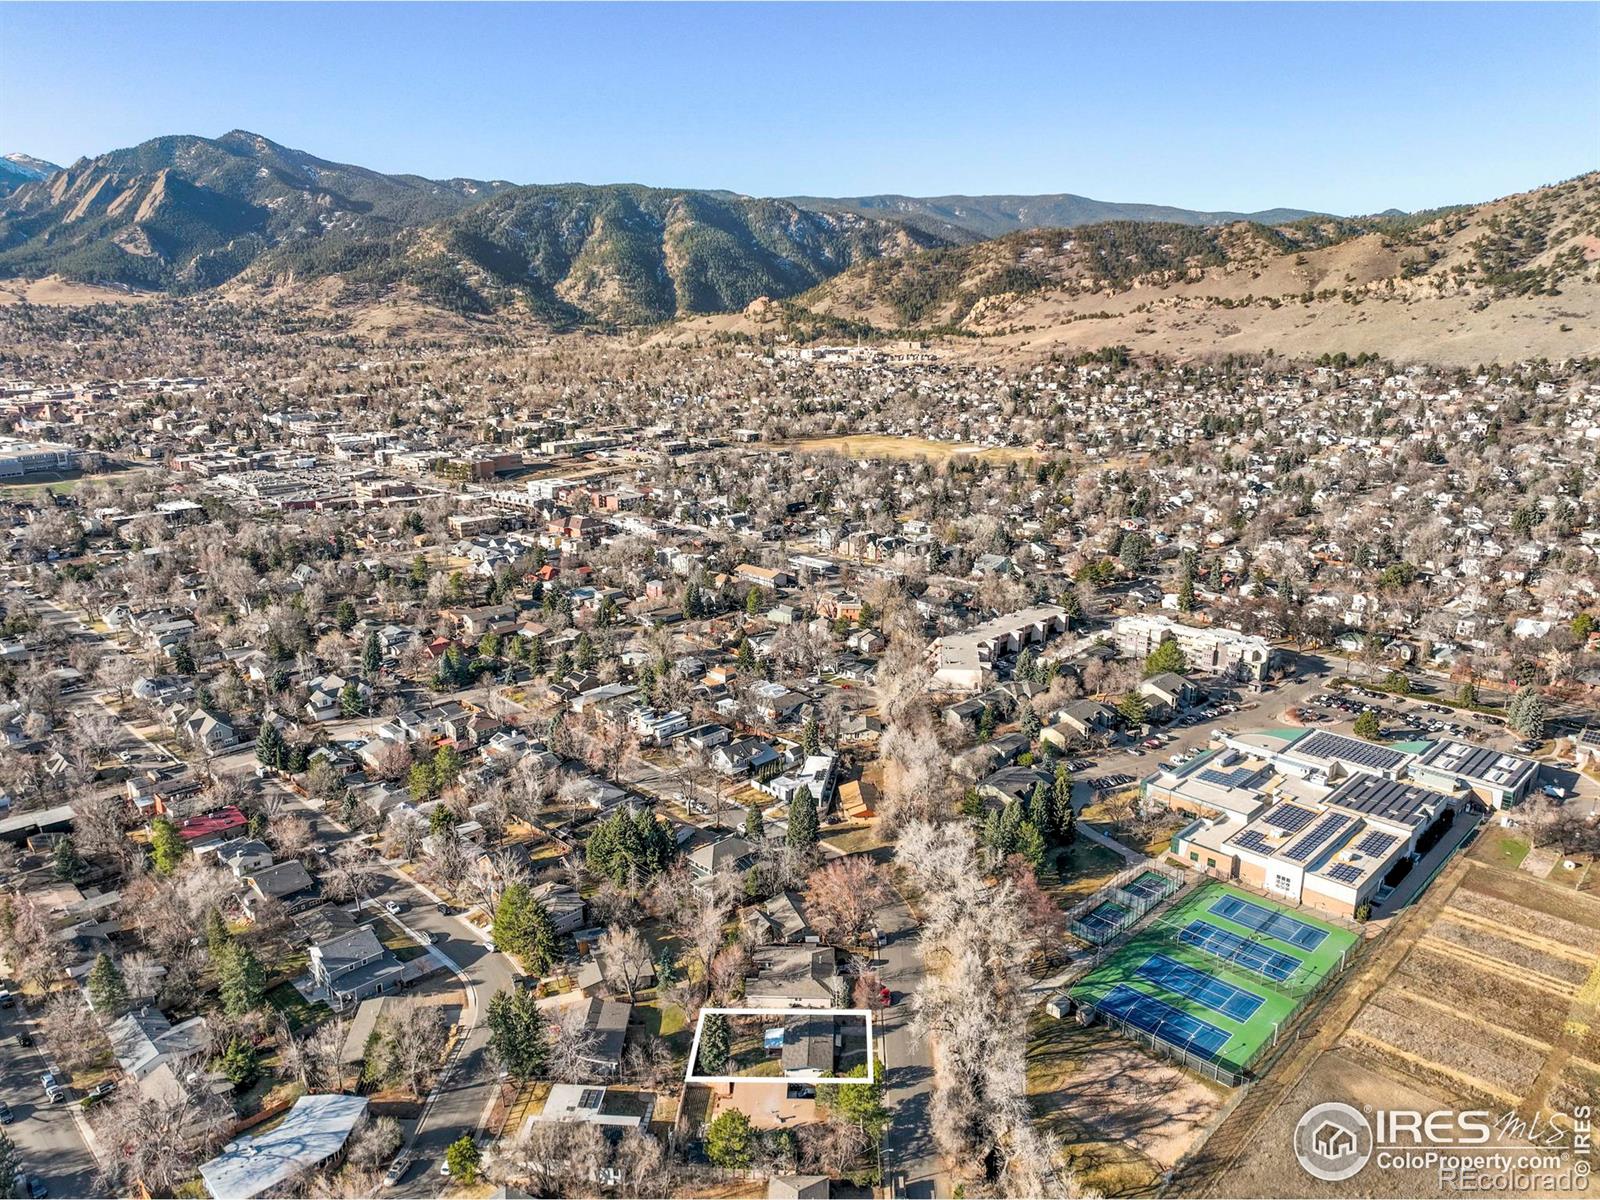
[879,986,893,1008]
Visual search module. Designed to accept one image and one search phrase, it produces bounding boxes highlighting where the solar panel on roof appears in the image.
[1285,812,1350,862]
[1327,863,1364,884]
[1355,831,1397,856]
[1230,830,1275,854]
[1297,730,1405,770]
[1265,806,1315,833]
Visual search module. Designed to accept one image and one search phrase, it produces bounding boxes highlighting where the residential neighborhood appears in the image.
[1,302,1598,1200]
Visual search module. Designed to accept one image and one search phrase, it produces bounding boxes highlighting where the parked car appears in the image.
[435,902,451,915]
[0,989,14,1008]
[0,1101,13,1124]
[383,1155,413,1188]
[384,900,404,914]
[87,1081,116,1099]
[25,1176,47,1199]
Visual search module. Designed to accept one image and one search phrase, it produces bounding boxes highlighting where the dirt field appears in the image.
[1192,831,1600,1198]
[772,434,1043,464]
[1027,1011,1227,1194]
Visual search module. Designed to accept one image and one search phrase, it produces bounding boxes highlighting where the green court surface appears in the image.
[1069,881,1358,1074]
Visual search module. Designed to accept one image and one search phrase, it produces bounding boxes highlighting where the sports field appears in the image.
[1070,882,1358,1074]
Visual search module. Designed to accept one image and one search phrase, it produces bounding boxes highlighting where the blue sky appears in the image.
[3,2,1595,215]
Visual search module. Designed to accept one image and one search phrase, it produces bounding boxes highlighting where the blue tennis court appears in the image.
[1096,983,1231,1059]
[1120,871,1178,901]
[1178,920,1303,982]
[1209,894,1328,950]
[1136,953,1265,1021]
[1078,900,1129,940]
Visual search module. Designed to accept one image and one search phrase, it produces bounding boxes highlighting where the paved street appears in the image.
[873,895,945,1200]
[0,1003,99,1200]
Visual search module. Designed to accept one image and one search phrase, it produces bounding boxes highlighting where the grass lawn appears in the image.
[266,981,333,1032]
[371,917,429,962]
[1045,838,1125,903]
[1475,828,1532,870]
[637,1000,693,1056]
[1069,881,1358,1075]
[822,820,890,855]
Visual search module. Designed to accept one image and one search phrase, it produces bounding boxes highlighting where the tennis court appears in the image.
[1178,920,1302,983]
[1078,899,1130,941]
[1097,984,1231,1059]
[1208,893,1328,951]
[1070,882,1357,1078]
[1120,870,1180,902]
[1136,953,1265,1021]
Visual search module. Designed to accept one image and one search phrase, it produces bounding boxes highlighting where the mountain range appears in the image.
[0,152,60,191]
[0,130,1341,325]
[0,130,1592,365]
[785,193,1324,242]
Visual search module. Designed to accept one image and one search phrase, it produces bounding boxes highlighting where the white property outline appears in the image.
[684,1006,877,1085]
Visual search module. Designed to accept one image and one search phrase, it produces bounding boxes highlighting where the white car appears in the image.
[384,900,402,914]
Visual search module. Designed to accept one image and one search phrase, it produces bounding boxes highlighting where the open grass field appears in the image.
[1071,882,1358,1075]
[774,433,1044,464]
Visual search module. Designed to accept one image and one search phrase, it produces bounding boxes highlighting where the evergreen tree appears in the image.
[1353,709,1382,741]
[335,600,358,632]
[205,907,231,959]
[214,1037,260,1087]
[1143,638,1188,677]
[736,638,756,672]
[445,1136,481,1185]
[699,1011,732,1074]
[1457,682,1478,707]
[1052,764,1076,844]
[0,1128,19,1200]
[217,943,267,1014]
[409,762,436,803]
[1116,691,1149,726]
[786,786,819,852]
[1510,685,1546,741]
[493,885,559,974]
[150,817,187,875]
[704,1109,754,1168]
[745,800,765,841]
[1027,781,1053,840]
[485,988,549,1081]
[746,588,762,616]
[51,835,83,882]
[1177,573,1197,613]
[87,952,129,1015]
[340,682,363,718]
[801,713,821,756]
[814,1061,890,1140]
[255,719,286,769]
[976,704,996,742]
[1020,704,1042,742]
[1016,821,1048,870]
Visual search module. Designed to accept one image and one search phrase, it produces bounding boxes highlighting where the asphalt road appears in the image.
[0,1004,100,1199]
[873,895,945,1200]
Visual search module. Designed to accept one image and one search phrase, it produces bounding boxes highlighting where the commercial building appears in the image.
[928,604,1069,691]
[1110,614,1277,681]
